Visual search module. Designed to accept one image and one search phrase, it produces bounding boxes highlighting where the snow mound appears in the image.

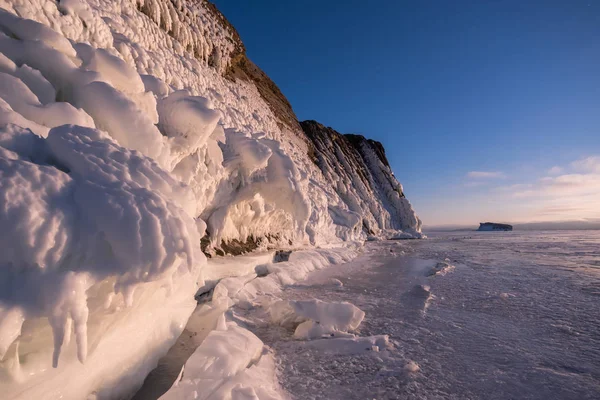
[161,246,359,399]
[270,299,365,340]
[220,247,359,303]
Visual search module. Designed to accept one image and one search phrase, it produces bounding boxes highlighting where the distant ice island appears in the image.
[478,222,513,231]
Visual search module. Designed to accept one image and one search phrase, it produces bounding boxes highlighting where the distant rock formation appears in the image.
[478,222,513,231]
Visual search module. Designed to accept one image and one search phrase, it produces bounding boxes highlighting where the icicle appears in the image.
[123,284,137,307]
[63,316,72,347]
[104,292,115,310]
[0,308,24,360]
[50,272,91,367]
[49,312,67,368]
[72,305,89,364]
[4,340,22,382]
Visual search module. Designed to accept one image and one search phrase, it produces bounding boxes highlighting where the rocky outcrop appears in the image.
[478,223,513,231]
[133,0,304,136]
[301,121,422,235]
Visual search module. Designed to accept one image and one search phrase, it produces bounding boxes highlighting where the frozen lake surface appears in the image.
[237,231,600,399]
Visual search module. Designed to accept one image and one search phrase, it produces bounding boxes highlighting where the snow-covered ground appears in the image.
[204,231,599,400]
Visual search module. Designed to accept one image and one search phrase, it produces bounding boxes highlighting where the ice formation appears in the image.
[270,299,365,340]
[0,0,422,398]
[161,247,359,400]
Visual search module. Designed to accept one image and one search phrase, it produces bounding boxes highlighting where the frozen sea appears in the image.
[240,231,600,400]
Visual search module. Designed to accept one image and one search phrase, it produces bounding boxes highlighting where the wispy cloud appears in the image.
[463,181,487,188]
[571,156,600,173]
[501,156,600,222]
[467,171,506,179]
[494,183,532,192]
[512,172,600,199]
[547,166,563,175]
[536,206,586,216]
[484,155,600,222]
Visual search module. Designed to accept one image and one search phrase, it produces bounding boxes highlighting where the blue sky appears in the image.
[213,0,600,225]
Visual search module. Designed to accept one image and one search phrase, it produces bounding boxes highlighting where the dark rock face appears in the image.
[225,54,303,135]
[300,120,421,234]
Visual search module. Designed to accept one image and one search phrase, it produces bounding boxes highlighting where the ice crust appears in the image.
[0,1,421,398]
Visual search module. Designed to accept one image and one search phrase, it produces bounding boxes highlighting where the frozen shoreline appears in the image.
[154,232,600,400]
[259,233,600,400]
[146,240,438,400]
[141,244,361,399]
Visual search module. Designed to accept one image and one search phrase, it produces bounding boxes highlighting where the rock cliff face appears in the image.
[128,0,423,240]
[0,0,421,250]
[301,121,422,235]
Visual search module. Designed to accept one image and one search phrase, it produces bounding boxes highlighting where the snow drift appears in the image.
[0,0,421,398]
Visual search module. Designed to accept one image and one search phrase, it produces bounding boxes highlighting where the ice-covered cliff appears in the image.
[0,0,421,398]
[301,120,422,237]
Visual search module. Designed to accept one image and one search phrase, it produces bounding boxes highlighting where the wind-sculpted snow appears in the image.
[0,124,204,398]
[0,1,421,397]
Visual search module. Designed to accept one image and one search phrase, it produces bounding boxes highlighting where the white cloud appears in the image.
[430,156,600,225]
[571,156,600,173]
[480,155,600,222]
[548,166,563,175]
[467,171,506,179]
[463,181,487,188]
[495,183,532,192]
[512,156,600,202]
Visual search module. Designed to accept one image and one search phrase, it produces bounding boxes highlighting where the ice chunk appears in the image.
[404,360,421,373]
[269,299,365,340]
[427,262,455,277]
[160,323,268,400]
[305,335,391,355]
